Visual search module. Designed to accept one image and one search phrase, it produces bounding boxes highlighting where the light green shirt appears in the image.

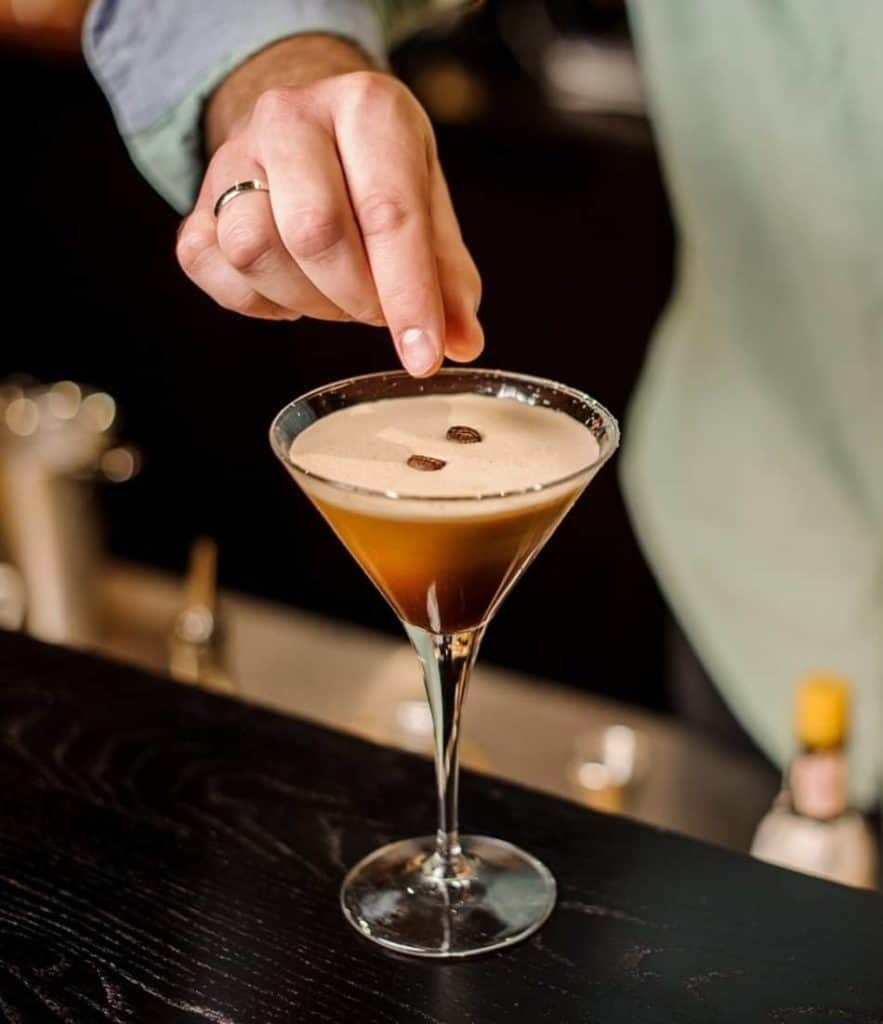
[622,0,883,804]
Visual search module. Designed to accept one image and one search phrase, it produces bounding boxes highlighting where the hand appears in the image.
[176,35,483,377]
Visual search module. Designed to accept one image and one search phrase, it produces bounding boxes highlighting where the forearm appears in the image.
[205,34,378,154]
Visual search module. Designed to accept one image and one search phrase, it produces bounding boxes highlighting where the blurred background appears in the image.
[2,0,673,700]
[3,0,795,854]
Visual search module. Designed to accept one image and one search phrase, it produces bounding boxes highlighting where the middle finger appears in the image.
[257,119,384,325]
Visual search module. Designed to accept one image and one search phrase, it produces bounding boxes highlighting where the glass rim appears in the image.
[269,367,620,503]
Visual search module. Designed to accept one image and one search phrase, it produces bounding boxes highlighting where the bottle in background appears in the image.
[751,674,877,889]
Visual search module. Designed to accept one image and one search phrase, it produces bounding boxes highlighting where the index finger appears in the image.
[333,76,445,378]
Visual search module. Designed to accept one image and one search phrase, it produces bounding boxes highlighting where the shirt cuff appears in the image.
[84,2,388,213]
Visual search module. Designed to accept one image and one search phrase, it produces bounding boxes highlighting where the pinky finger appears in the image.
[176,213,296,320]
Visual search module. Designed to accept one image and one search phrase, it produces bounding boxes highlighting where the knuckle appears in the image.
[253,86,298,125]
[176,227,214,277]
[357,192,411,238]
[341,70,397,108]
[282,207,345,262]
[343,71,425,129]
[211,140,239,168]
[336,70,431,147]
[219,220,275,274]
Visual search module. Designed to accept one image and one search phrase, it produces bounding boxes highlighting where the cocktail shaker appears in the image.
[0,379,136,646]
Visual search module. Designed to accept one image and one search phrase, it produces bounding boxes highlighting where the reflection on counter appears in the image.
[95,559,777,853]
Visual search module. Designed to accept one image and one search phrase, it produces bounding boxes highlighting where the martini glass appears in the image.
[270,369,618,957]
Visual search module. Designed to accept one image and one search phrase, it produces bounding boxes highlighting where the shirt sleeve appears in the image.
[84,1,442,213]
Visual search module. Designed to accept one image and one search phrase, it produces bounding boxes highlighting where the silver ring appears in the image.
[213,179,270,218]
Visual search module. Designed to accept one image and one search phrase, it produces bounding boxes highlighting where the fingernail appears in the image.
[400,328,439,376]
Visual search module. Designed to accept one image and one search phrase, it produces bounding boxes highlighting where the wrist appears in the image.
[205,33,379,153]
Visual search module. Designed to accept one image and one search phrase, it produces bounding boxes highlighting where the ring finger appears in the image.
[210,155,348,321]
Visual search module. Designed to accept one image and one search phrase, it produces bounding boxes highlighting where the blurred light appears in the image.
[576,761,611,791]
[175,605,215,645]
[411,60,488,124]
[395,700,434,738]
[544,39,644,115]
[5,397,40,436]
[80,392,116,432]
[603,724,637,785]
[570,723,648,811]
[100,446,138,483]
[47,380,81,420]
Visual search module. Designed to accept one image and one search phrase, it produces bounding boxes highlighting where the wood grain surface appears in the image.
[0,630,881,1023]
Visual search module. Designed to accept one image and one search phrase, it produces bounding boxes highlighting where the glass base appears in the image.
[340,834,556,958]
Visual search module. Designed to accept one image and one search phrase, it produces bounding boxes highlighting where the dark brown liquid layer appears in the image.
[310,489,581,633]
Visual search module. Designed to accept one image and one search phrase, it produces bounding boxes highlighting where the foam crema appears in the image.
[288,393,599,518]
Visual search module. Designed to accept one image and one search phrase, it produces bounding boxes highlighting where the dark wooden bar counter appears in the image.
[0,630,880,1023]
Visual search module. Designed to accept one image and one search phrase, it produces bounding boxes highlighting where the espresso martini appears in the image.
[290,392,599,633]
[272,370,618,958]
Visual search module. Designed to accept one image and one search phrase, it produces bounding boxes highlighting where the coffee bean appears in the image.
[446,425,483,444]
[407,454,447,471]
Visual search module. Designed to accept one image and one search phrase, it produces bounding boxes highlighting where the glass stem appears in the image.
[405,623,485,869]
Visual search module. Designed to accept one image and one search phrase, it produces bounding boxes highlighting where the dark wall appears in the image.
[3,6,675,709]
